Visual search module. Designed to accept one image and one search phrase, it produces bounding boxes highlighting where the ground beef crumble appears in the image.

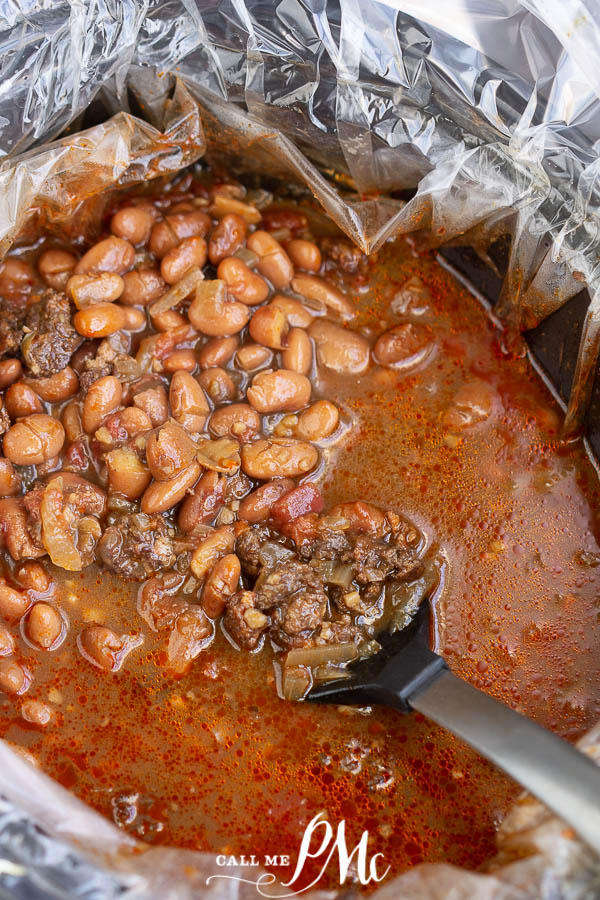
[97,512,176,581]
[22,290,82,376]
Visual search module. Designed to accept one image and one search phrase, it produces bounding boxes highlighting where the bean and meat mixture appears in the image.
[1,167,600,889]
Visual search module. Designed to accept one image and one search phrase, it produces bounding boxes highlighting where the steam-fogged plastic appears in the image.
[1,1,600,897]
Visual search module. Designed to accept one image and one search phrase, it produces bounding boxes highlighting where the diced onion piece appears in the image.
[285,642,359,669]
[148,266,204,317]
[232,247,259,268]
[329,564,353,587]
[258,541,295,568]
[282,665,312,701]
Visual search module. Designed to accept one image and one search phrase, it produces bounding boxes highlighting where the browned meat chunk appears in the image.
[22,290,82,376]
[223,590,270,650]
[320,238,367,274]
[235,524,274,576]
[97,512,175,580]
[343,534,421,585]
[0,298,26,359]
[256,560,328,649]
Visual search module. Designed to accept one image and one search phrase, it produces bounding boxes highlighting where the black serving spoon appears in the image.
[308,601,600,856]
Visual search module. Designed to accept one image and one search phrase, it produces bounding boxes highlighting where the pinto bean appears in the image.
[106,448,152,499]
[271,483,324,524]
[0,582,30,620]
[201,554,241,618]
[75,237,135,275]
[149,220,177,259]
[120,268,166,306]
[238,478,295,523]
[3,415,65,465]
[73,303,127,338]
[198,367,236,404]
[271,294,314,328]
[236,343,273,371]
[0,359,23,390]
[247,370,311,413]
[160,236,207,285]
[133,385,168,428]
[5,384,44,419]
[110,206,154,245]
[0,659,28,694]
[246,230,294,289]
[151,310,186,333]
[282,327,312,374]
[296,400,339,441]
[146,421,197,481]
[241,439,318,479]
[198,336,238,370]
[209,403,260,440]
[308,319,370,375]
[217,257,270,307]
[292,273,353,319]
[249,305,288,349]
[21,699,53,727]
[0,625,14,656]
[25,602,64,650]
[0,499,45,562]
[285,239,322,273]
[190,526,235,580]
[373,323,433,367]
[178,471,226,532]
[208,213,247,264]
[120,407,152,436]
[38,249,77,290]
[0,258,36,293]
[14,561,52,594]
[121,306,147,332]
[62,401,83,442]
[163,349,196,373]
[82,376,122,434]
[167,211,211,242]
[169,371,209,433]
[0,459,20,497]
[67,272,124,307]
[188,281,250,336]
[261,208,308,234]
[27,367,79,403]
[141,461,201,514]
[79,625,141,671]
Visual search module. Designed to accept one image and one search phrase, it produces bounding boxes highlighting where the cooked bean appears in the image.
[217,258,270,306]
[146,421,197,481]
[188,281,250,336]
[238,478,295,523]
[0,499,45,562]
[141,461,201,514]
[292,274,354,319]
[160,236,207,285]
[133,385,168,428]
[168,211,211,241]
[149,220,178,259]
[374,323,433,367]
[330,501,387,535]
[0,458,20,497]
[106,448,152,499]
[82,376,123,434]
[271,294,314,327]
[198,367,236,404]
[73,303,126,338]
[0,359,22,390]
[61,401,83,442]
[0,258,35,292]
[3,415,65,465]
[25,602,63,650]
[271,483,324,525]
[27,366,79,403]
[178,471,226,532]
[119,407,152,436]
[202,554,241,618]
[14,561,52,594]
[249,305,288,349]
[121,268,166,306]
[67,272,124,307]
[262,207,308,234]
[282,327,312,374]
[169,371,209,433]
[75,236,135,275]
[79,625,141,671]
[110,206,154,245]
[241,439,318,479]
[296,400,339,441]
[5,384,44,419]
[308,319,370,375]
[236,343,273,371]
[247,370,311,413]
[190,526,235,580]
[152,309,187,332]
[0,625,14,656]
[285,239,322,273]
[38,249,77,290]
[0,659,28,695]
[208,213,247,264]
[21,699,53,727]
[0,582,30,620]
[163,349,197,373]
[121,306,147,332]
[246,230,294,289]
[209,403,260,440]
[209,194,261,224]
[198,336,238,370]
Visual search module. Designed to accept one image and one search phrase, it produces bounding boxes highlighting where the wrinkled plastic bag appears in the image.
[2,1,600,898]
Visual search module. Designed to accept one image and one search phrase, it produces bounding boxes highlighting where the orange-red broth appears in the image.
[2,235,600,893]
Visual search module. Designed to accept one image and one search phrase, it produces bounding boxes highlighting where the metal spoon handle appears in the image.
[411,669,600,856]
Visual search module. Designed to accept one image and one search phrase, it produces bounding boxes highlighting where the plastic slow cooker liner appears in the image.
[2,1,600,897]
